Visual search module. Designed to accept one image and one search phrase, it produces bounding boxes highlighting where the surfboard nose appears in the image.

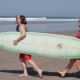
[0,33,4,48]
[0,33,2,41]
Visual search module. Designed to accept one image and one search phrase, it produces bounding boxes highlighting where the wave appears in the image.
[0,17,78,21]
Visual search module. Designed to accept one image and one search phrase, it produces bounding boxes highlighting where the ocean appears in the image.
[0,17,78,32]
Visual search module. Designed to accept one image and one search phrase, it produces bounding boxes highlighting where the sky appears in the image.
[0,0,80,17]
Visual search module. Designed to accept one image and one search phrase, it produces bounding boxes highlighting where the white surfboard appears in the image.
[0,32,80,59]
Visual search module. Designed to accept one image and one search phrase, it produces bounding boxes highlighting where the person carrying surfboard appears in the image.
[13,15,42,78]
[58,20,80,77]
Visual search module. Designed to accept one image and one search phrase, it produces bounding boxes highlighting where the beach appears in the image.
[0,0,80,80]
[0,31,80,80]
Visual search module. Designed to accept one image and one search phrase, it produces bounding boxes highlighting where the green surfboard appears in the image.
[0,32,80,59]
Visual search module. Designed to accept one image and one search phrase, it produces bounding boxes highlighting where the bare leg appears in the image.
[28,59,43,78]
[58,59,76,77]
[19,58,28,77]
[75,59,80,70]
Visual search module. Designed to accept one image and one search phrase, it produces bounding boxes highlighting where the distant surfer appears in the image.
[13,15,42,78]
[58,20,80,77]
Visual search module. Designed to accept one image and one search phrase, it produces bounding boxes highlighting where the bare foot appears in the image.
[19,73,28,77]
[38,70,43,78]
[58,71,66,77]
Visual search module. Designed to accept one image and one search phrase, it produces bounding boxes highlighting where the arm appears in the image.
[13,25,26,46]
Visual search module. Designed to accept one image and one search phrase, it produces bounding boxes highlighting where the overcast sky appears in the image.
[0,0,80,17]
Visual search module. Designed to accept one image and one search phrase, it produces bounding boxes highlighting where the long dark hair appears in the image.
[20,15,27,24]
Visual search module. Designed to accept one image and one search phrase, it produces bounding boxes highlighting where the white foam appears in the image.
[0,17,78,22]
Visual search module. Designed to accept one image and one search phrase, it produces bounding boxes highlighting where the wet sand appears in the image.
[0,31,80,80]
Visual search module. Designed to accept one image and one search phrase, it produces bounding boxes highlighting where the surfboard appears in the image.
[0,32,80,59]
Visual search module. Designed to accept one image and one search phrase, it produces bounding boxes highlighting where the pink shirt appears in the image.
[75,32,80,39]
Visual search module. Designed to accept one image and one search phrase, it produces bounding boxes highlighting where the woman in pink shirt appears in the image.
[58,20,80,77]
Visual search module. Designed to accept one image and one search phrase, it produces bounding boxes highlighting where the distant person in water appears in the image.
[58,20,80,77]
[13,15,42,78]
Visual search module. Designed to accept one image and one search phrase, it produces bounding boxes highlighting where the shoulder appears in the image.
[19,24,26,28]
[20,24,25,27]
[19,24,27,31]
